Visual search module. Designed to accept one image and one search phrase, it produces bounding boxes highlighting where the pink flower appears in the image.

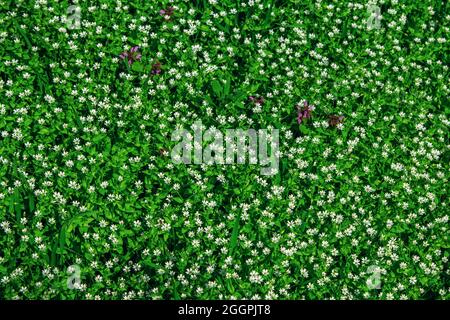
[249,96,264,105]
[297,100,314,124]
[151,61,162,75]
[160,6,175,19]
[329,115,344,127]
[119,46,142,65]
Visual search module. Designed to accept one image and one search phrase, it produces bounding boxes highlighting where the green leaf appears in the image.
[131,61,144,72]
[50,238,58,266]
[224,75,231,97]
[58,225,67,264]
[14,190,22,222]
[211,79,222,99]
[28,194,35,213]
[229,214,241,254]
[173,284,181,300]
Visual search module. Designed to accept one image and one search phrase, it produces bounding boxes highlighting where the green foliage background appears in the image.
[0,0,448,299]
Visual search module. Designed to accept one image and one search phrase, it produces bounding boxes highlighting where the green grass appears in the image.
[0,0,448,300]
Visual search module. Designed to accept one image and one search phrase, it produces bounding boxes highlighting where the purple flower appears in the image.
[249,96,264,105]
[151,61,162,75]
[160,6,175,19]
[119,46,142,66]
[329,115,344,127]
[296,100,314,124]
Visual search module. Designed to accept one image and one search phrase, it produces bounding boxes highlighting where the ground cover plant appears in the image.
[0,0,449,300]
